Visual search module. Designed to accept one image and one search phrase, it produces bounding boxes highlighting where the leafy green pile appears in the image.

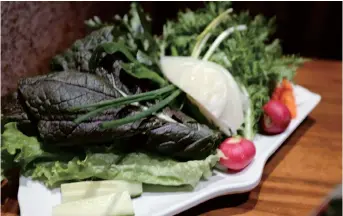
[1,2,306,188]
[1,3,222,188]
[160,1,305,139]
[52,1,305,139]
[2,123,220,188]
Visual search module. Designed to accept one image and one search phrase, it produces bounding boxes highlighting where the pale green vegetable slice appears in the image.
[161,56,228,118]
[52,191,134,216]
[217,68,245,133]
[61,180,142,203]
[160,56,244,135]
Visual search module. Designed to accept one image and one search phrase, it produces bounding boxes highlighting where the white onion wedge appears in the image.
[160,56,244,135]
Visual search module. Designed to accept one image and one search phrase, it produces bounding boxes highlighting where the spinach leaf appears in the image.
[88,42,137,72]
[3,71,221,160]
[51,26,115,72]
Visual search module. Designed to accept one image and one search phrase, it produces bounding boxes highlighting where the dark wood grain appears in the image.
[1,60,342,216]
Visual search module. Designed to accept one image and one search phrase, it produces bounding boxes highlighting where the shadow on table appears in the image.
[176,117,316,216]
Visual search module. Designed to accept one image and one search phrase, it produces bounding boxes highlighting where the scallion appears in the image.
[100,89,182,129]
[72,84,176,111]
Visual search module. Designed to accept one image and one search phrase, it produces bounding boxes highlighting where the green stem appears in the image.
[191,8,233,58]
[74,105,113,124]
[203,25,247,61]
[101,89,182,129]
[89,42,137,73]
[72,84,176,110]
[74,92,162,124]
[171,46,179,56]
[239,84,254,140]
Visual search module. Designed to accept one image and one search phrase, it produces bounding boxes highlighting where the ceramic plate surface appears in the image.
[18,85,321,216]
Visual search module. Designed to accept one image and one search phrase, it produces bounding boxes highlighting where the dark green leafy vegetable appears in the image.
[89,42,137,72]
[2,71,222,159]
[51,26,115,72]
[75,2,177,128]
[1,122,220,188]
[89,42,166,87]
[135,3,159,54]
[51,3,160,74]
[121,62,167,87]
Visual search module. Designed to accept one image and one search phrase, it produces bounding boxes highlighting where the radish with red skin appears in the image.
[261,100,291,135]
[219,137,256,170]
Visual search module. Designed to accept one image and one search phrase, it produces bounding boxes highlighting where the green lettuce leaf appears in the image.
[1,123,46,167]
[27,151,219,188]
[1,123,220,188]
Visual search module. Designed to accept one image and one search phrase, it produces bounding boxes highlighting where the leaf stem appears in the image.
[202,25,247,61]
[191,8,233,58]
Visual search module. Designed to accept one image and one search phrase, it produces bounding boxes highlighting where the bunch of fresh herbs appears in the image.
[78,1,306,139]
[159,1,306,139]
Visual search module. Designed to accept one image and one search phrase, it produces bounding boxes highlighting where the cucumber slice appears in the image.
[61,180,142,203]
[53,191,134,216]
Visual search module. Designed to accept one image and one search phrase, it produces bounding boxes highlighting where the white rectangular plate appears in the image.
[18,85,321,216]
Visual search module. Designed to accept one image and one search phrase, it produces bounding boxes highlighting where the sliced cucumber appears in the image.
[53,191,134,216]
[61,180,142,203]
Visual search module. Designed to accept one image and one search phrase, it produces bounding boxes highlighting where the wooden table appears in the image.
[1,60,342,216]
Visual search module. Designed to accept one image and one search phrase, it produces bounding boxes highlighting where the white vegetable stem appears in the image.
[202,25,247,61]
[192,34,211,58]
[191,8,233,58]
[240,84,253,140]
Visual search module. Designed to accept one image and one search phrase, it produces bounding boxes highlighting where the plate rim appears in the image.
[157,85,322,216]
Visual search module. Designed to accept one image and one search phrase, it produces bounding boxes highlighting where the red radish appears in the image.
[261,100,291,135]
[219,137,256,170]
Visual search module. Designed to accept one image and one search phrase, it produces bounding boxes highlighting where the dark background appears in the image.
[1,1,342,95]
[88,1,343,60]
[150,1,342,60]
